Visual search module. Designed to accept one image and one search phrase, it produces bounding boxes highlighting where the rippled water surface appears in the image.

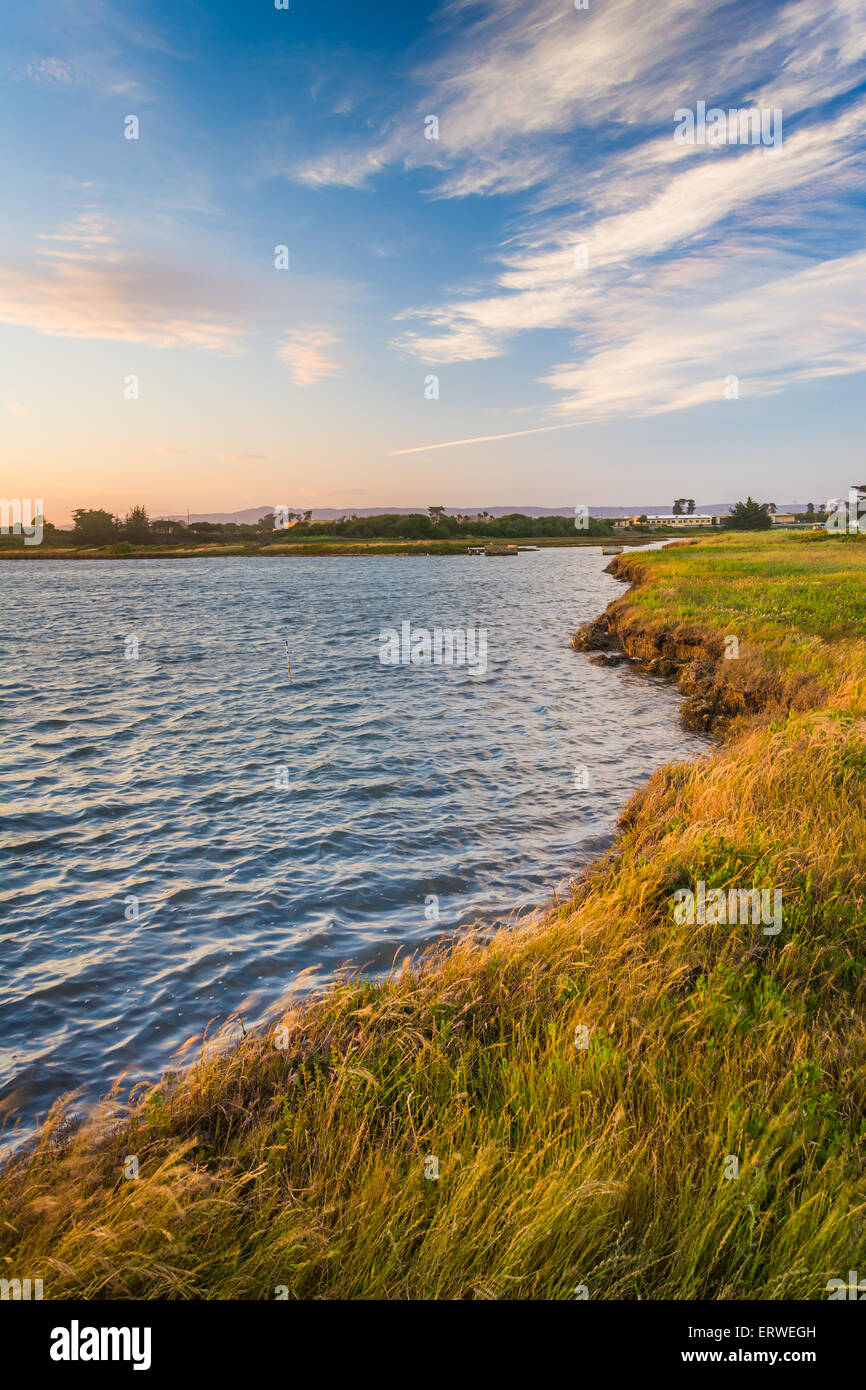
[1,548,707,1150]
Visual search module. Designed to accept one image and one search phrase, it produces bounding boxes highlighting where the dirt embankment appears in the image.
[572,552,824,734]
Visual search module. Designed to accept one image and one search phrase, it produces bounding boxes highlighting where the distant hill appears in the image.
[156,502,813,524]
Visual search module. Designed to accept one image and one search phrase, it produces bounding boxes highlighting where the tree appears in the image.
[428,506,446,525]
[686,498,695,514]
[395,513,433,539]
[123,504,151,542]
[72,508,118,544]
[723,497,773,530]
[672,499,684,514]
[151,518,187,538]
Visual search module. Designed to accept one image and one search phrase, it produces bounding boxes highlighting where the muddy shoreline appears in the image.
[573,552,777,734]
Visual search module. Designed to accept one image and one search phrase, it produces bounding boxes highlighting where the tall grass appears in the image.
[1,532,864,1299]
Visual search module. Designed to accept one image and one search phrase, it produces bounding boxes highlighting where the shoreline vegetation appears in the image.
[0,534,654,560]
[2,532,864,1299]
[0,504,738,559]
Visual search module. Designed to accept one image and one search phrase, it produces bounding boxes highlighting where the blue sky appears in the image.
[2,0,866,521]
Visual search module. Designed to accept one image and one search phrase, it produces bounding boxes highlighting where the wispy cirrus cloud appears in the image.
[277,330,343,386]
[0,214,359,364]
[541,248,866,422]
[293,0,866,434]
[20,57,76,83]
[0,215,247,352]
[394,98,866,365]
[297,0,866,194]
[391,245,866,452]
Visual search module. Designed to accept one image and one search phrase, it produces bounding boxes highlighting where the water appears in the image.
[1,548,706,1152]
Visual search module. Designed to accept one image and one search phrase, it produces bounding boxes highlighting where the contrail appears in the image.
[389,421,583,455]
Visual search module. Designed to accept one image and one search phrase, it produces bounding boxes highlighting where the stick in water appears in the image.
[285,640,292,683]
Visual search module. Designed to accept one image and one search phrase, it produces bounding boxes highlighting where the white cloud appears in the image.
[0,216,247,351]
[367,0,866,426]
[284,0,866,430]
[0,215,359,362]
[277,330,342,386]
[394,99,866,367]
[297,0,866,194]
[21,57,76,83]
[540,249,866,420]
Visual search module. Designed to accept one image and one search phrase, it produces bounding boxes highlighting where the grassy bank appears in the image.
[2,531,864,1299]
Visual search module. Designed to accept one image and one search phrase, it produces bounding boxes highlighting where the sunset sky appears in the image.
[2,0,866,524]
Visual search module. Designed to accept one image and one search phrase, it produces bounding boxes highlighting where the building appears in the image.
[613,514,722,529]
[771,512,799,525]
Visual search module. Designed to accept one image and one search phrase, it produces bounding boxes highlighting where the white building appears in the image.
[613,514,722,529]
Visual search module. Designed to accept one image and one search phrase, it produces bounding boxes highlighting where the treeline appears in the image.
[4,499,837,549]
[37,507,616,547]
[287,511,614,540]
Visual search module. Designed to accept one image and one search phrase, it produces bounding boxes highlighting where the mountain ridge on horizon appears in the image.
[154,501,814,524]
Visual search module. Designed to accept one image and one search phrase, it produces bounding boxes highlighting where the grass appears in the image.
[0,529,690,559]
[1,530,864,1300]
[625,532,866,646]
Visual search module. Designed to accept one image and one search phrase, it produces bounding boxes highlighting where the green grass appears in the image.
[0,529,679,559]
[627,532,866,644]
[1,531,864,1299]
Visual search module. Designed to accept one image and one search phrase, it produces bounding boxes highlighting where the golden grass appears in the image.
[1,531,864,1299]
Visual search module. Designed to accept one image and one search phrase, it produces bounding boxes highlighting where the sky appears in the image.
[2,0,865,524]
